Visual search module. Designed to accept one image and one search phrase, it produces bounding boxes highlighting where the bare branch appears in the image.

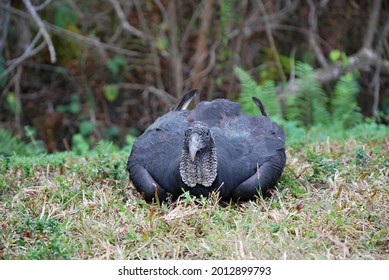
[167,0,184,97]
[0,0,11,53]
[363,0,382,50]
[133,0,165,90]
[154,0,168,23]
[108,0,144,39]
[22,0,56,63]
[281,48,389,97]
[1,3,143,61]
[33,0,52,11]
[116,83,146,91]
[307,0,328,67]
[229,0,300,39]
[180,1,202,50]
[7,31,43,65]
[47,24,144,60]
[371,58,381,116]
[0,32,46,80]
[148,85,177,106]
[192,0,213,90]
[370,11,388,116]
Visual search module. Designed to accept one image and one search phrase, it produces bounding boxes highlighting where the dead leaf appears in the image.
[296,203,304,212]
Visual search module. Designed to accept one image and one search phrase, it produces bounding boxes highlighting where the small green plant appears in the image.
[332,73,362,128]
[56,93,80,114]
[5,92,21,116]
[54,2,77,29]
[71,134,89,155]
[79,120,94,136]
[103,84,120,102]
[306,148,338,182]
[354,147,370,166]
[107,55,126,76]
[286,62,330,128]
[123,134,137,152]
[234,66,281,117]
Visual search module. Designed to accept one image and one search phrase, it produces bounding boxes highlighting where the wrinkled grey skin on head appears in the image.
[179,121,217,187]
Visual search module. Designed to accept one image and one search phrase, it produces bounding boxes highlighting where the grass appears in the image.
[0,125,388,259]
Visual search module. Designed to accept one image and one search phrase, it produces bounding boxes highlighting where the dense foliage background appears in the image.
[0,0,388,153]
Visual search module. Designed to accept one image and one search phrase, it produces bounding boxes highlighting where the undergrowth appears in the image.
[235,61,367,130]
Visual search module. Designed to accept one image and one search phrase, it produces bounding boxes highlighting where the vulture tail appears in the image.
[252,97,268,117]
[171,89,199,111]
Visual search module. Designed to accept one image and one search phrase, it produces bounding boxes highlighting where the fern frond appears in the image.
[332,73,362,128]
[234,66,281,117]
[286,62,330,128]
[218,0,236,47]
[0,128,45,156]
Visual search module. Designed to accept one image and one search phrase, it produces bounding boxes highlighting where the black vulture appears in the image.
[127,89,286,202]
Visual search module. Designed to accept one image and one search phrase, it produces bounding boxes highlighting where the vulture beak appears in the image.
[189,133,201,161]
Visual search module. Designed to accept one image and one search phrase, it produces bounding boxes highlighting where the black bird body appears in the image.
[128,92,286,202]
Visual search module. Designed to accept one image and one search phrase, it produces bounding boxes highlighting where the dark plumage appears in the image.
[127,90,286,202]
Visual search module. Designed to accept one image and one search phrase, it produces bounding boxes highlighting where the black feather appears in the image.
[252,96,268,116]
[171,89,199,111]
[127,90,286,202]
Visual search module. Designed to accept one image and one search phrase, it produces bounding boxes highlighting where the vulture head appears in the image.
[179,121,217,187]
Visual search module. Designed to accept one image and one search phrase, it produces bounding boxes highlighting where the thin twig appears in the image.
[47,23,140,59]
[108,0,144,39]
[180,1,203,50]
[257,0,287,83]
[154,0,168,24]
[188,42,217,92]
[7,31,43,65]
[22,0,56,63]
[1,69,19,98]
[229,0,300,39]
[148,85,177,106]
[1,3,143,60]
[108,25,124,44]
[133,0,165,90]
[33,0,52,11]
[1,32,46,80]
